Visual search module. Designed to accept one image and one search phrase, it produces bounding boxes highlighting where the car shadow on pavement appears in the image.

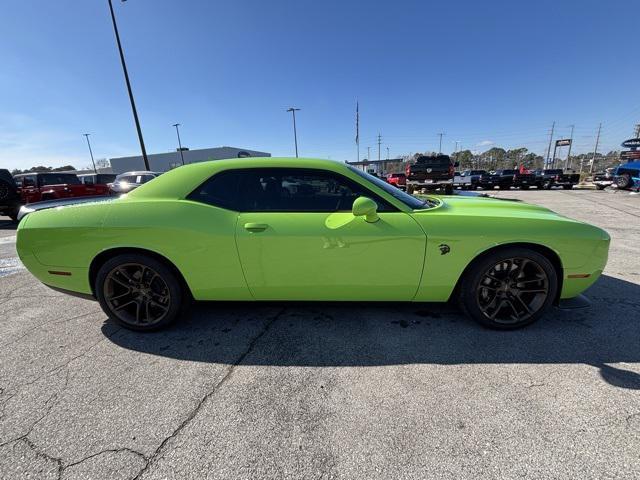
[103,275,640,389]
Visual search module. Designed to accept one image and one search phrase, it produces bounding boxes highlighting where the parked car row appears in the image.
[0,169,161,222]
[383,167,582,192]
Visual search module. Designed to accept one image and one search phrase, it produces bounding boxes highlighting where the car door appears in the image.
[82,175,98,196]
[21,175,38,203]
[234,168,426,301]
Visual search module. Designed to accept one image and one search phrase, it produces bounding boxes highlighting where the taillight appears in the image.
[406,165,411,175]
[449,164,455,176]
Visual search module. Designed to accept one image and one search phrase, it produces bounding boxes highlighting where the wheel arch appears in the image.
[88,247,193,299]
[449,242,564,304]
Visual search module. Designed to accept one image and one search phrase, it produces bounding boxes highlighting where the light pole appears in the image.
[172,123,185,165]
[107,0,150,170]
[286,107,300,157]
[83,134,98,174]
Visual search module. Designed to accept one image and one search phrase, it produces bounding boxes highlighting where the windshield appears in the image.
[347,166,437,209]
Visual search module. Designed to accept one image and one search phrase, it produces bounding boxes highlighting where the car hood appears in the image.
[416,194,568,220]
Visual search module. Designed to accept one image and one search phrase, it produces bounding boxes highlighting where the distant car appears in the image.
[110,171,161,194]
[0,169,20,221]
[593,169,614,190]
[385,173,406,189]
[13,172,110,204]
[612,160,640,190]
[78,173,117,193]
[406,154,457,194]
[533,169,580,190]
[454,170,486,190]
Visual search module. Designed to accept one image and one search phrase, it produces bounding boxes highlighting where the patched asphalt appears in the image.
[0,189,639,479]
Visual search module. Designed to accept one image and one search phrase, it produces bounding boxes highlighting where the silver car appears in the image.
[110,171,161,194]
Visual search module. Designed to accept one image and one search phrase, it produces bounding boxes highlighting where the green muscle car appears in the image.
[16,158,610,331]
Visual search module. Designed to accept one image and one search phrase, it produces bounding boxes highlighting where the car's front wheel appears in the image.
[95,254,185,331]
[616,174,632,189]
[459,248,558,329]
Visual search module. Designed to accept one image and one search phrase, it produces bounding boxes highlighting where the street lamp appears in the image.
[172,123,185,165]
[107,0,150,171]
[83,134,98,174]
[286,107,300,157]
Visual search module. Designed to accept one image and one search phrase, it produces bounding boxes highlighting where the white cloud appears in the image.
[477,140,494,147]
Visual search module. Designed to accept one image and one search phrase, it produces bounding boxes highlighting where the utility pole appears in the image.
[590,123,601,174]
[454,140,460,153]
[634,123,640,138]
[107,0,150,170]
[172,123,185,166]
[367,146,371,161]
[286,107,300,157]
[566,124,575,170]
[437,132,445,154]
[377,133,382,161]
[545,121,555,168]
[83,134,98,174]
[386,146,390,160]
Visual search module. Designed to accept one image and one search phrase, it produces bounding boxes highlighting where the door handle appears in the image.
[244,223,268,232]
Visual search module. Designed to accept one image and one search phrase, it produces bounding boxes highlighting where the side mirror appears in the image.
[352,196,379,223]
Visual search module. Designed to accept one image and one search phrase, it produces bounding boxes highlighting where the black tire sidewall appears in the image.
[459,247,558,330]
[95,253,183,331]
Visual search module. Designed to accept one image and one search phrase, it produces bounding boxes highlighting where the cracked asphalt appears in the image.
[0,189,639,479]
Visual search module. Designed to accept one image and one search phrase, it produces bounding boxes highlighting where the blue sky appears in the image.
[1,0,639,170]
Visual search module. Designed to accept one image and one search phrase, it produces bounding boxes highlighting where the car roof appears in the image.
[116,171,159,176]
[124,157,412,212]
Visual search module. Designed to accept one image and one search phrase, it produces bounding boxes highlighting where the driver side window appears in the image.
[240,169,393,212]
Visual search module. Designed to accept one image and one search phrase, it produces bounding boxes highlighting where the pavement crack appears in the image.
[132,307,286,479]
[63,447,147,470]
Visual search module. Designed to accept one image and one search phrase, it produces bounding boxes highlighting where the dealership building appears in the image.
[109,146,271,174]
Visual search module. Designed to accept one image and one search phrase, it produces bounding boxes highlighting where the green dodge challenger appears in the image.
[16,158,610,331]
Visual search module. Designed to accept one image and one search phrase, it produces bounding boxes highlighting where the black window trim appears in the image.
[187,167,400,213]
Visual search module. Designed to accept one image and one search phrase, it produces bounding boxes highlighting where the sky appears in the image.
[1,0,640,170]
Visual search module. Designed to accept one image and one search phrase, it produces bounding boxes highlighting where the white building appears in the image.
[109,146,271,174]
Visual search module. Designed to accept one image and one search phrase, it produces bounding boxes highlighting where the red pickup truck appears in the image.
[13,172,110,204]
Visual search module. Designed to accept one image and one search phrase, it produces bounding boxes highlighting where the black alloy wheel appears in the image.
[96,254,185,331]
[459,248,557,329]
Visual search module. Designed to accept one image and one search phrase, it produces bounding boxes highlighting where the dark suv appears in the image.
[0,169,20,221]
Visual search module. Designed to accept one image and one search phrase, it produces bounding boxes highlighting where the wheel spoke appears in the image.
[114,299,137,311]
[108,288,133,302]
[513,293,532,314]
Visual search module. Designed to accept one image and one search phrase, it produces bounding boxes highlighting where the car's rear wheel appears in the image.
[616,174,632,189]
[459,248,558,329]
[95,254,184,331]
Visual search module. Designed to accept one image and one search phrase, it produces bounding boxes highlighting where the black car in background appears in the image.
[405,154,457,194]
[534,169,580,189]
[480,169,536,190]
[0,169,20,221]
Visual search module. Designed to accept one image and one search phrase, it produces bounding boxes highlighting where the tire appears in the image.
[444,184,454,195]
[520,185,530,190]
[595,184,606,190]
[616,174,632,189]
[562,185,573,190]
[543,183,552,190]
[499,185,510,190]
[407,184,415,194]
[95,253,186,331]
[459,247,558,330]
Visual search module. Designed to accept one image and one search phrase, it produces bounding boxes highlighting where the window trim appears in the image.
[187,167,399,213]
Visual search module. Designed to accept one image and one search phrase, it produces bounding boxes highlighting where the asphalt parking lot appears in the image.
[0,189,639,480]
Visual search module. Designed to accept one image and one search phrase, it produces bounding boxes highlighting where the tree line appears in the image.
[448,147,621,171]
